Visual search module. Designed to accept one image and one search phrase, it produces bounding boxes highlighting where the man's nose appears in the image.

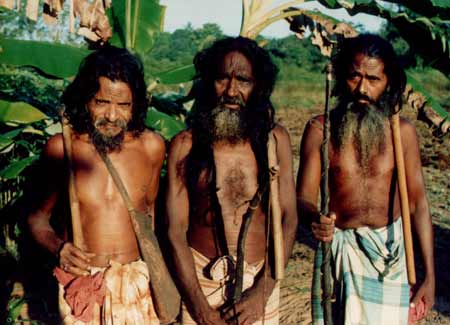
[356,78,368,95]
[105,106,118,121]
[226,78,238,97]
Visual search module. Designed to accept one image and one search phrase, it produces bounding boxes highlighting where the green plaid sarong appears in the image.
[312,218,410,324]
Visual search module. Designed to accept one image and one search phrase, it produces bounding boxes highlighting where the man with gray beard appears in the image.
[166,37,298,324]
[297,34,435,324]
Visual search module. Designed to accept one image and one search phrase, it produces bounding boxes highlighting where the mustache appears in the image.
[218,95,245,108]
[353,93,375,104]
[94,118,127,129]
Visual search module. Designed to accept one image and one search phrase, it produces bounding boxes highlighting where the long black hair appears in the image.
[332,33,406,115]
[62,46,148,136]
[184,36,278,209]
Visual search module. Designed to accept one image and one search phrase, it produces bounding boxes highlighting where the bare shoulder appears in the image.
[399,117,419,147]
[44,133,65,161]
[139,130,166,158]
[301,114,324,146]
[168,129,192,160]
[273,123,290,140]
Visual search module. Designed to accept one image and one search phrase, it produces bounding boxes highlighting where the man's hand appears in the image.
[192,307,227,325]
[311,212,336,242]
[410,278,435,321]
[221,286,267,325]
[59,242,95,277]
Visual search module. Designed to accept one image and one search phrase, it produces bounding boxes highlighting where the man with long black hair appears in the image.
[166,37,298,324]
[297,34,435,324]
[28,46,165,324]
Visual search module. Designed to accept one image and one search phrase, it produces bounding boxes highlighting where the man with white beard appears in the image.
[166,37,298,325]
[296,34,435,324]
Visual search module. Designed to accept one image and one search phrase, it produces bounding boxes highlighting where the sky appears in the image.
[159,0,385,38]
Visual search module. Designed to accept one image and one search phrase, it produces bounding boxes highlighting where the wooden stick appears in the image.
[60,109,84,249]
[320,63,333,325]
[268,132,284,280]
[390,112,416,286]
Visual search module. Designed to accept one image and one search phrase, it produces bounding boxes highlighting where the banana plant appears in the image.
[235,0,449,133]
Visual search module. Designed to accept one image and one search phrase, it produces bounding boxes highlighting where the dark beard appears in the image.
[89,118,127,154]
[208,97,247,144]
[333,99,389,170]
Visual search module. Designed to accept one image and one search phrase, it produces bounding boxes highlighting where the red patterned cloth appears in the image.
[54,267,106,322]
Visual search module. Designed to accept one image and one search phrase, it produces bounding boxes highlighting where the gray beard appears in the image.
[209,105,247,144]
[337,101,388,171]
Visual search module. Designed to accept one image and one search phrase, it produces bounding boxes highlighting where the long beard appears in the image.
[89,118,127,154]
[335,101,388,170]
[208,100,247,144]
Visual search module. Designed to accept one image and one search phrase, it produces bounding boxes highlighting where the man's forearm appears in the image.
[169,235,213,316]
[412,202,435,280]
[297,198,320,227]
[28,211,64,257]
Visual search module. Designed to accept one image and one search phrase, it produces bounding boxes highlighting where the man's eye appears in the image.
[95,99,108,105]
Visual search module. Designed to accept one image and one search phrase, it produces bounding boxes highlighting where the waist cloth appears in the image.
[54,259,159,324]
[181,247,280,324]
[312,217,410,325]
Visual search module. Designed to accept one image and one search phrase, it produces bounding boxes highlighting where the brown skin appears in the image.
[166,52,298,325]
[296,54,435,317]
[28,77,165,276]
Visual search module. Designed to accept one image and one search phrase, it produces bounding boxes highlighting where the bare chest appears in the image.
[71,143,152,209]
[213,144,259,215]
[329,144,395,182]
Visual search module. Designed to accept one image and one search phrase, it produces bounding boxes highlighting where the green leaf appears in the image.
[0,128,23,151]
[155,64,196,84]
[106,0,165,56]
[7,297,26,322]
[406,70,449,121]
[131,1,165,55]
[0,39,91,79]
[145,107,185,140]
[0,155,39,179]
[0,100,48,124]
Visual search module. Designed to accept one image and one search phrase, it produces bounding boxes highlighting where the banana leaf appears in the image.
[0,155,39,179]
[406,70,449,124]
[155,64,196,85]
[106,0,165,57]
[0,128,23,151]
[315,0,450,76]
[0,99,47,124]
[0,39,91,79]
[145,107,185,140]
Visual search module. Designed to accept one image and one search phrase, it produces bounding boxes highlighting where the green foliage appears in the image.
[266,35,327,71]
[315,0,450,76]
[144,23,225,77]
[0,39,91,79]
[0,100,48,124]
[106,0,165,56]
[145,107,185,140]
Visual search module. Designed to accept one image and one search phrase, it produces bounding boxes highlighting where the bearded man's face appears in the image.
[209,51,255,143]
[86,76,132,152]
[336,53,391,170]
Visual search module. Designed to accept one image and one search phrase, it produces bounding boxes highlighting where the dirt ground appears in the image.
[276,106,450,324]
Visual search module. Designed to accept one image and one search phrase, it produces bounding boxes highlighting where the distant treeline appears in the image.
[143,23,328,78]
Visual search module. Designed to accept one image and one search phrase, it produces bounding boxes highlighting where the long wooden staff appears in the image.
[60,107,84,249]
[267,132,284,280]
[320,64,333,325]
[390,112,416,285]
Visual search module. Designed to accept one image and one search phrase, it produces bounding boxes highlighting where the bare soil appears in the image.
[276,106,450,324]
